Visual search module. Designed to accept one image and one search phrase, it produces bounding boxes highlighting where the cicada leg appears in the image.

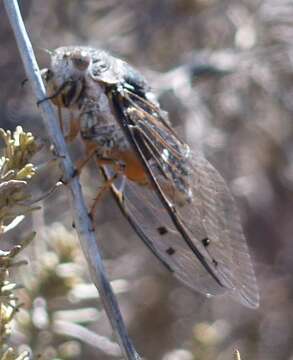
[65,115,80,143]
[73,143,99,177]
[90,161,126,218]
[74,142,120,176]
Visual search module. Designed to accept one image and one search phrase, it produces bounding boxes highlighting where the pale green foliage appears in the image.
[0,127,40,234]
[0,127,38,360]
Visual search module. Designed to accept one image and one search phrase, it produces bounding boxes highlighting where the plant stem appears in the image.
[3,1,141,359]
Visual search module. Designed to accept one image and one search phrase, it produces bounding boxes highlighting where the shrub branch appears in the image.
[3,1,140,359]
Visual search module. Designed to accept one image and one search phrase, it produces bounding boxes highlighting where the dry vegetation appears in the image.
[0,0,293,359]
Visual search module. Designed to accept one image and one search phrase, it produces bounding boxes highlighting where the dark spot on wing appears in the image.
[166,247,175,256]
[202,237,210,247]
[157,226,168,235]
[212,259,218,267]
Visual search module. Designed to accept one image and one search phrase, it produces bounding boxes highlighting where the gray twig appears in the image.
[3,1,140,359]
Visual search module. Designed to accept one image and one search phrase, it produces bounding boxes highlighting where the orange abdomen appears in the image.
[112,149,149,185]
[85,140,149,185]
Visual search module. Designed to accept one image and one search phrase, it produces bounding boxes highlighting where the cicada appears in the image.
[41,46,259,308]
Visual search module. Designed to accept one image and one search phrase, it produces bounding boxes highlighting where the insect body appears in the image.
[42,46,259,308]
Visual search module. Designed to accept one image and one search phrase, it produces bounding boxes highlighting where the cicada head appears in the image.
[41,46,94,108]
[50,46,91,84]
[51,46,123,86]
[41,46,122,108]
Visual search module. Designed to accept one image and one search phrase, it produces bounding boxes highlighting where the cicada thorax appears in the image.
[77,95,149,185]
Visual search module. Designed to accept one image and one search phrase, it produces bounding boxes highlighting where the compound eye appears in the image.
[71,52,91,71]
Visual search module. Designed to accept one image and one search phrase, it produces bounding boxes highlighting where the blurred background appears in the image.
[1,0,293,359]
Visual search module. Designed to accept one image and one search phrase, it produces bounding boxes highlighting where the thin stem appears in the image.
[3,1,140,359]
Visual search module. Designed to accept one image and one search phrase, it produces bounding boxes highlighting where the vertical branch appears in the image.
[3,1,141,359]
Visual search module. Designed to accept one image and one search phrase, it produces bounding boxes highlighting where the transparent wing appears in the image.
[102,164,227,298]
[181,153,259,308]
[108,86,259,308]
